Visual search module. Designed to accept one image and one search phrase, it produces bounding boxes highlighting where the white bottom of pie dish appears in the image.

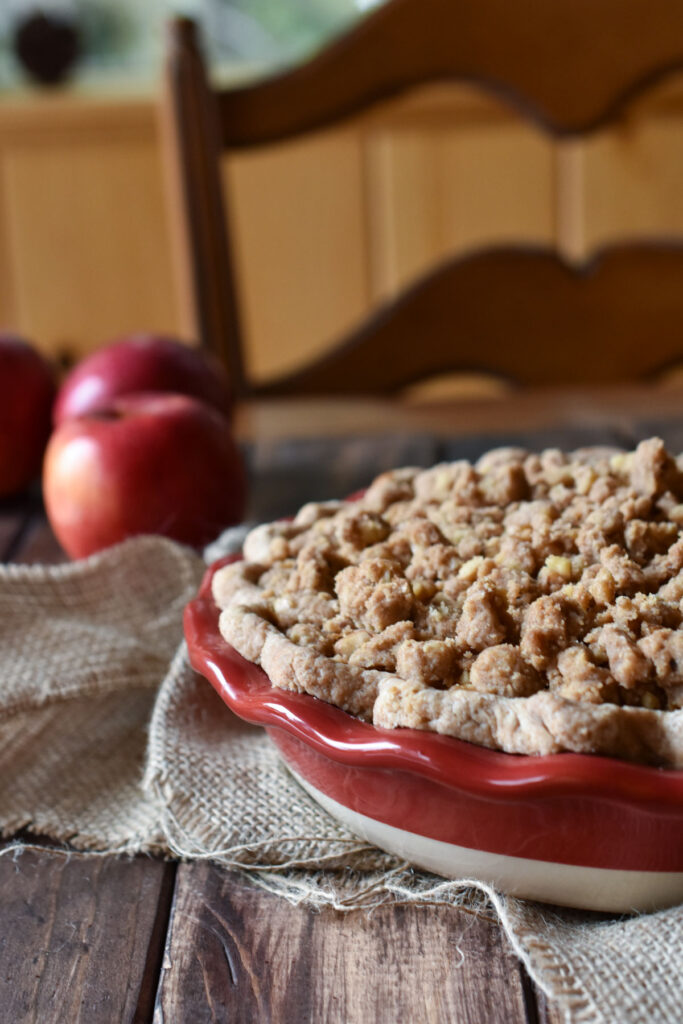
[292,770,683,913]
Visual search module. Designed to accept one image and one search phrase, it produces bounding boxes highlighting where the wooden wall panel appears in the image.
[224,128,371,382]
[580,115,683,254]
[365,117,555,299]
[2,142,178,362]
[2,83,683,378]
[0,97,179,364]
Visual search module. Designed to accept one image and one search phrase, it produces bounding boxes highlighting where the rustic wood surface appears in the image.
[155,865,537,1024]
[1,400,680,1023]
[0,848,175,1024]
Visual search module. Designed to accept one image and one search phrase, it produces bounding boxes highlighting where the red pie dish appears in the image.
[185,555,683,912]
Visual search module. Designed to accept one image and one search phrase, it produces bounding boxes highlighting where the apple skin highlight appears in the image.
[44,393,246,558]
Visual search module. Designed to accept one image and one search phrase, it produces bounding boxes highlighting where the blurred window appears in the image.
[0,0,384,89]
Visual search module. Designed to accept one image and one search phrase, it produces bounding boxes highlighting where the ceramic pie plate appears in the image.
[184,555,683,913]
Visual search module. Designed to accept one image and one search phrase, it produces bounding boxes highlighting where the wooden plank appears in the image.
[211,0,683,141]
[0,92,157,143]
[0,508,174,1023]
[252,245,683,396]
[554,138,586,263]
[581,113,683,255]
[234,384,683,444]
[365,118,555,301]
[1,130,178,364]
[0,847,175,1024]
[155,864,533,1024]
[225,127,371,383]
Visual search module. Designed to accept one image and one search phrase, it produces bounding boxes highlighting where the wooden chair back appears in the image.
[163,1,683,399]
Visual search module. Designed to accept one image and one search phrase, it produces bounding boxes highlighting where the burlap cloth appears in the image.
[1,532,681,1024]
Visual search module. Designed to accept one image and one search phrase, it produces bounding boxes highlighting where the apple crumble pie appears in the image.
[213,437,683,766]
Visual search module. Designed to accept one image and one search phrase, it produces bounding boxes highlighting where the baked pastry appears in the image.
[213,438,683,767]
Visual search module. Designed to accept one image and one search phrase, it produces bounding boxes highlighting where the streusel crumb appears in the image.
[214,437,683,766]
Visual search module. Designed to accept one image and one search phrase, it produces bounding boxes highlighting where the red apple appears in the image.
[0,333,55,497]
[43,392,246,558]
[53,334,232,426]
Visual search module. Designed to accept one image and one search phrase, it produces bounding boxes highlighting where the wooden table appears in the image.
[2,390,683,1024]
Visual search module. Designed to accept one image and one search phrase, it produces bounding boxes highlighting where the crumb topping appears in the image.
[213,438,683,766]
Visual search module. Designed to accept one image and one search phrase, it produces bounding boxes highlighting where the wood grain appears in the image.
[0,847,174,1024]
[225,128,371,383]
[2,135,178,364]
[155,865,532,1024]
[365,117,555,299]
[165,9,683,399]
[0,95,178,364]
[581,114,683,254]
[163,19,246,392]
[212,0,683,142]
[0,506,176,1024]
[4,60,683,380]
[253,245,683,395]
